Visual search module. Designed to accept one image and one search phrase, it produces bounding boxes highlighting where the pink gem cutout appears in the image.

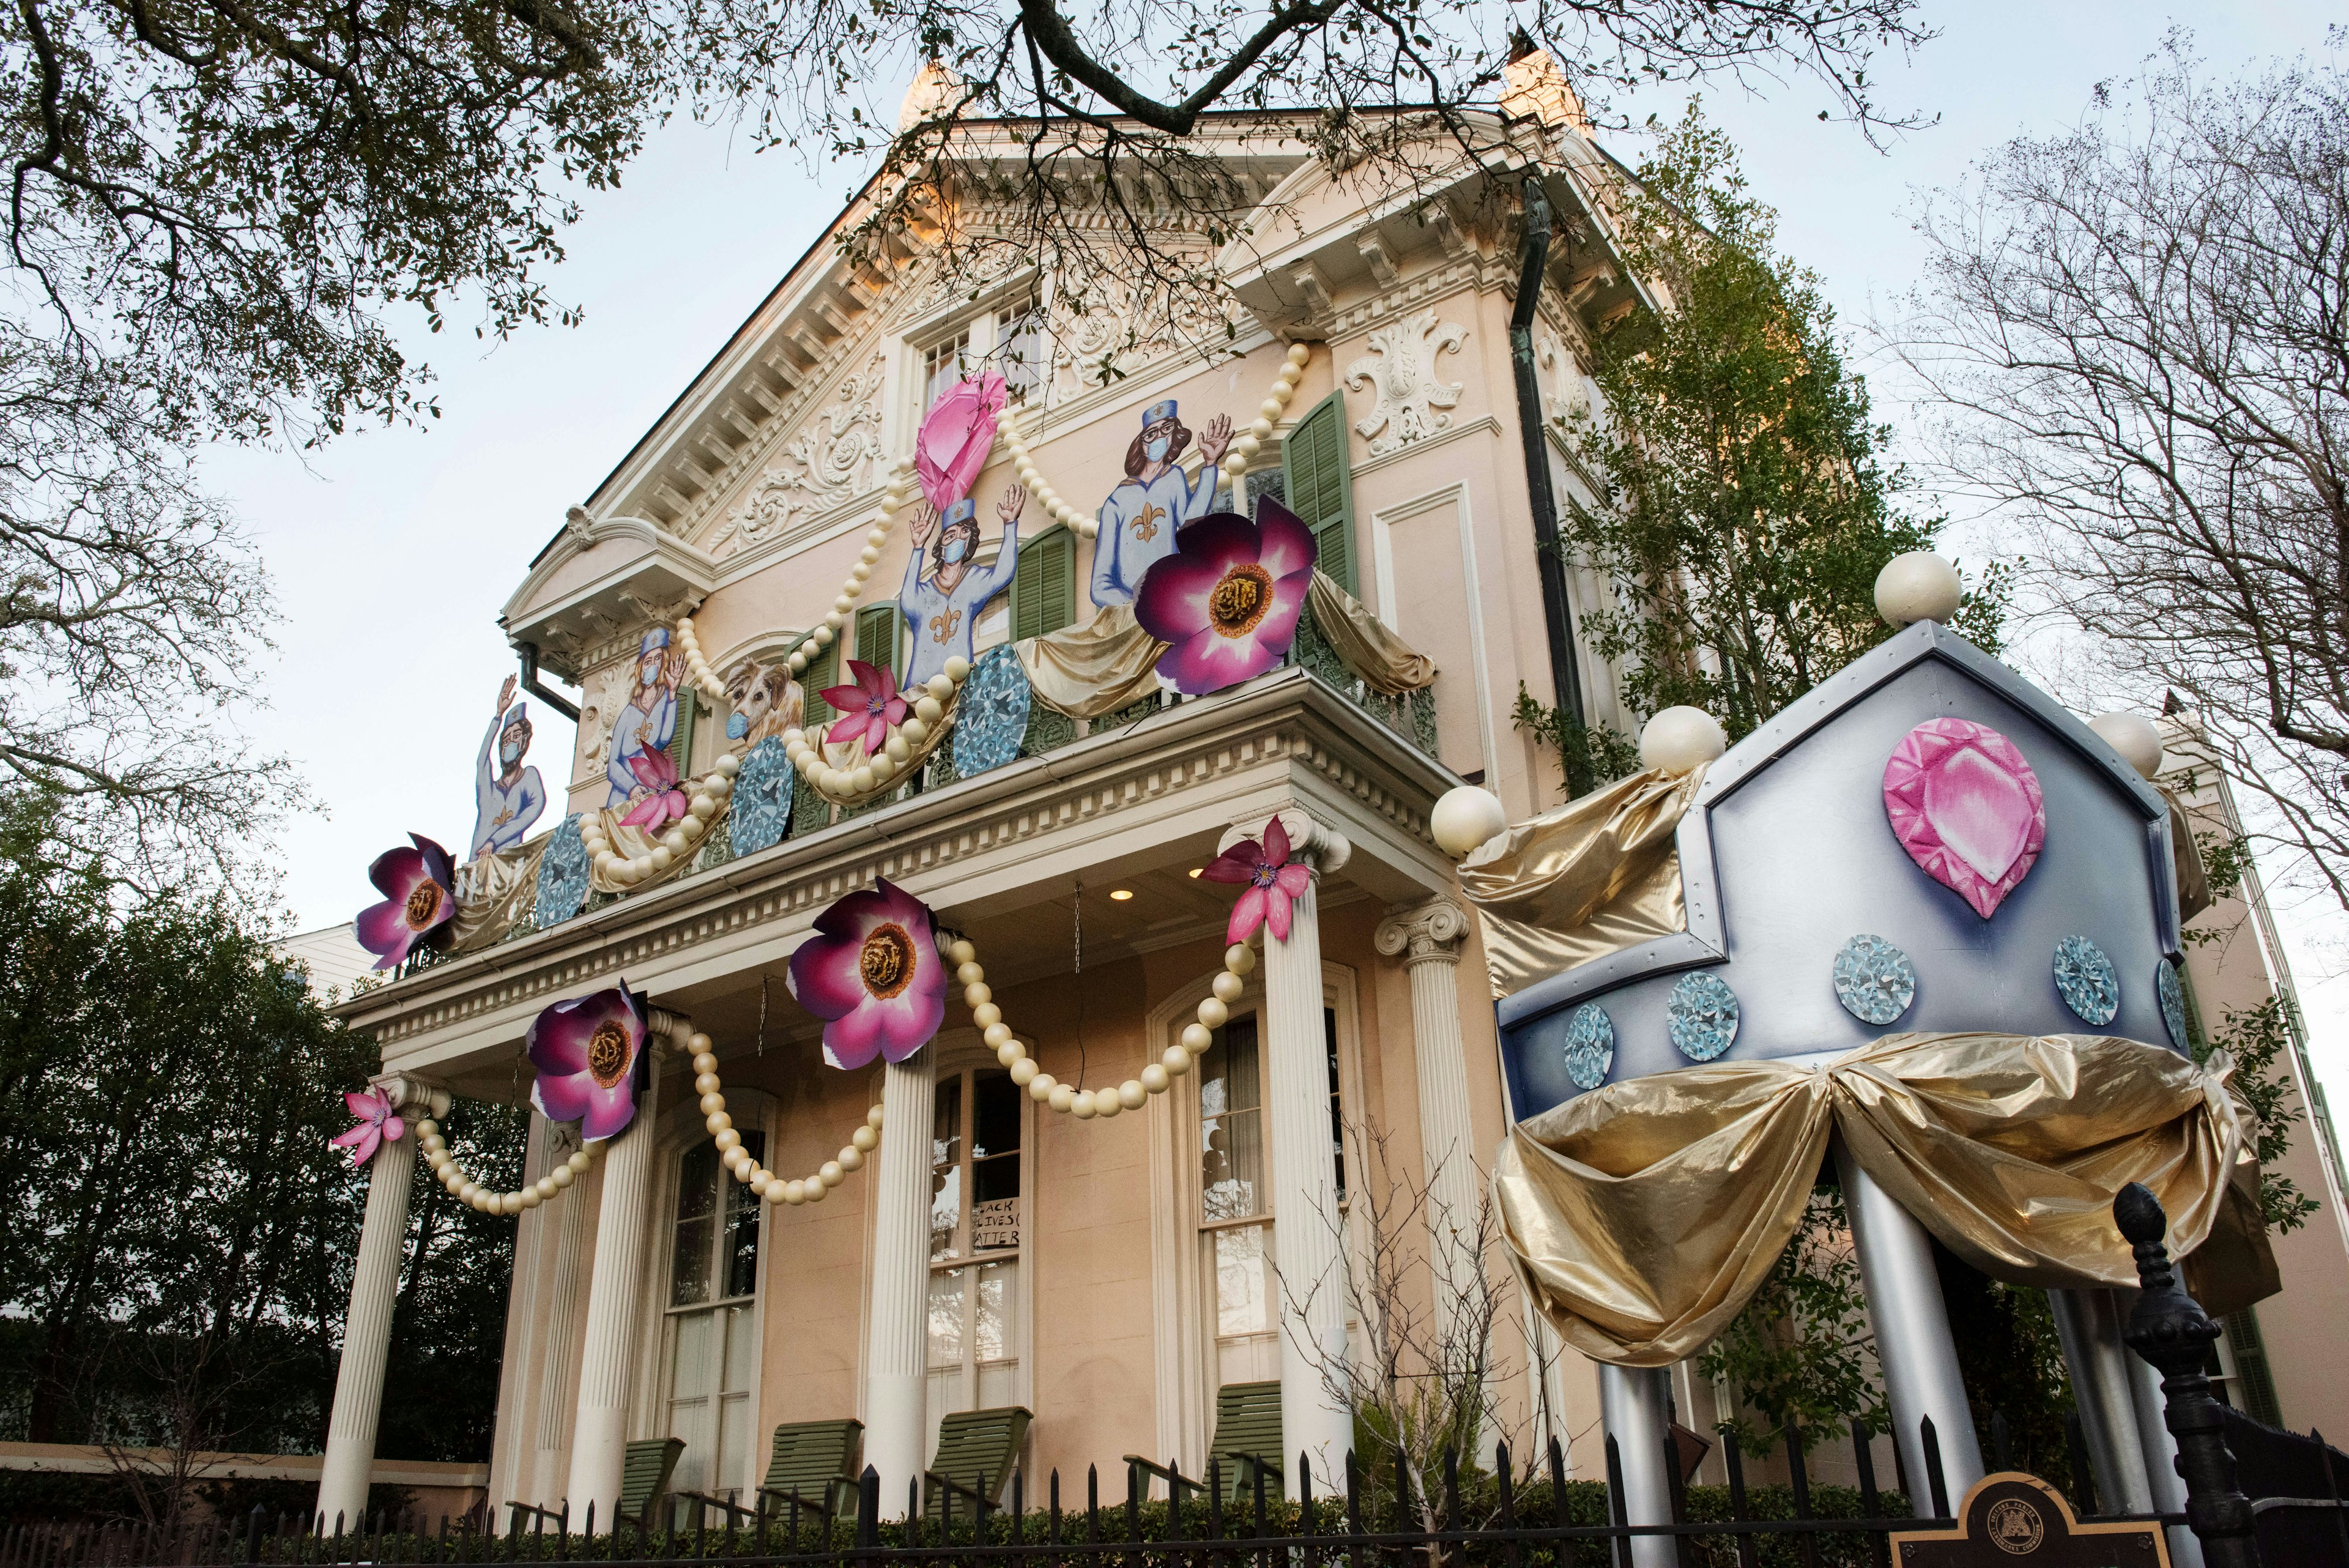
[1882,718,2047,919]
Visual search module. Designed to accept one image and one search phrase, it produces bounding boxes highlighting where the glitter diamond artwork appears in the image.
[2157,959,2189,1049]
[1562,1004,1615,1091]
[1668,972,1741,1062]
[729,737,795,858]
[954,645,1031,778]
[2053,935,2120,1026]
[1882,718,2047,920]
[1832,934,1917,1026]
[533,814,592,929]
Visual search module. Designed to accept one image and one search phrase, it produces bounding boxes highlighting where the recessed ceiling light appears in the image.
[1187,868,1203,878]
[1109,888,1135,901]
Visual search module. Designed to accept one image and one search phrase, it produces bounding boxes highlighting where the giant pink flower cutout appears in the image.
[1201,815,1312,946]
[330,1088,405,1169]
[1132,500,1316,695]
[915,373,1008,511]
[819,660,908,757]
[1883,717,2047,919]
[787,877,948,1069]
[355,834,457,971]
[618,746,690,830]
[529,981,650,1142]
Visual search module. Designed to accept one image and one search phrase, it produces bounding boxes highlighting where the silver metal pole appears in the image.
[2049,1287,2154,1512]
[1599,1365,1677,1568]
[2126,1327,2206,1568]
[1833,1143,1986,1501]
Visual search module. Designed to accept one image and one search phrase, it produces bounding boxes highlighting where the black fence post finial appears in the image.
[2115,1180,2262,1567]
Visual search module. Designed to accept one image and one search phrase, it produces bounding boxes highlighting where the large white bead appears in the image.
[1141,1063,1170,1094]
[1638,707,1727,773]
[1118,1080,1147,1110]
[1430,786,1509,858]
[1011,1058,1040,1086]
[1874,551,1963,628]
[852,1126,879,1152]
[1197,997,1229,1030]
[1212,971,1245,1004]
[2088,712,2165,781]
[1181,1022,1212,1052]
[1029,1072,1057,1102]
[1163,1045,1193,1076]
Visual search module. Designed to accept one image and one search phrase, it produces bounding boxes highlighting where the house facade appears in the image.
[314,63,2349,1541]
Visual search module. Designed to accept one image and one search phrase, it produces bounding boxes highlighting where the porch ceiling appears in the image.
[340,667,1458,1095]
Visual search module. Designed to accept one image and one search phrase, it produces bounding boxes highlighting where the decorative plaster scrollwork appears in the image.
[1535,330,1589,428]
[718,355,887,551]
[1346,310,1467,456]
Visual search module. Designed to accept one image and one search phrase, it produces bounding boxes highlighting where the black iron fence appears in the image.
[0,1416,2178,1568]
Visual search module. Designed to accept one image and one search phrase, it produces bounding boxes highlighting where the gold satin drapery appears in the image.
[450,836,551,952]
[1305,572,1437,695]
[1016,603,1167,720]
[1496,1031,2265,1367]
[1458,765,1705,1000]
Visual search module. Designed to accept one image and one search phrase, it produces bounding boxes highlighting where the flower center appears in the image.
[403,881,443,930]
[1251,864,1278,889]
[859,923,916,1000]
[586,1022,632,1088]
[1208,563,1274,638]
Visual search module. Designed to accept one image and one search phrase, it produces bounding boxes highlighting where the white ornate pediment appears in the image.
[709,354,888,556]
[1346,310,1467,456]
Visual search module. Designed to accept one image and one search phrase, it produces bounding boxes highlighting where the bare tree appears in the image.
[1279,1119,1515,1529]
[1894,37,2349,909]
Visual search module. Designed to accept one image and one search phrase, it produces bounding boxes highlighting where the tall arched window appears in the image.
[1197,1006,1343,1386]
[662,1134,763,1509]
[928,1065,1025,1421]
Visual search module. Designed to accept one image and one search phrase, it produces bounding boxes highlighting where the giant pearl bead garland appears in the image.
[949,934,1253,1121]
[417,1114,601,1215]
[687,1027,886,1208]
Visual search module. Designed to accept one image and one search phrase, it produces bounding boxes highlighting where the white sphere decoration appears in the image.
[1430,785,1508,858]
[1638,706,1727,773]
[2089,711,2165,780]
[1874,551,1964,629]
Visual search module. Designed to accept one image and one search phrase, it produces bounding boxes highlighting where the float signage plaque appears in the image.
[1890,1474,2169,1566]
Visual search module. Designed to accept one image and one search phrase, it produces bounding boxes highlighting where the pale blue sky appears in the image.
[217,2,2349,1111]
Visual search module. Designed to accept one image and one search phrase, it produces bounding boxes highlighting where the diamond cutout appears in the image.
[1883,718,2047,919]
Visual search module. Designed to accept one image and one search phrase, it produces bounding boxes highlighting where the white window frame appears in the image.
[1141,959,1365,1473]
[903,272,1050,432]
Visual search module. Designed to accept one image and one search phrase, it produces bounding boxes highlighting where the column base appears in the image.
[865,1372,927,1518]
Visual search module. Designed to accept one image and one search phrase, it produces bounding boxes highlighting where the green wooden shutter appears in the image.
[801,644,839,728]
[1281,390,1356,593]
[663,692,698,779]
[1011,528,1075,641]
[855,603,899,679]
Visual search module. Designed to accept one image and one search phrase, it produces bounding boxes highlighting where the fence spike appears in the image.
[1852,1421,1888,1568]
[1495,1443,1521,1568]
[1603,1433,1629,1568]
[1919,1416,1951,1520]
[1548,1435,1569,1533]
[1298,1452,1313,1537]
[1345,1449,1364,1567]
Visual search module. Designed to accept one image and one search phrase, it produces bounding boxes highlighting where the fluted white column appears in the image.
[533,1121,590,1506]
[565,1020,671,1525]
[1833,1144,1984,1502]
[317,1074,447,1531]
[865,1047,938,1515]
[1374,896,1478,1333]
[1243,810,1354,1494]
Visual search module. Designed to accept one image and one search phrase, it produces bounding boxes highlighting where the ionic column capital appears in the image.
[1219,807,1352,874]
[1375,896,1470,969]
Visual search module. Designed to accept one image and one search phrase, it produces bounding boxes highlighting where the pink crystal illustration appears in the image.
[1882,718,2047,919]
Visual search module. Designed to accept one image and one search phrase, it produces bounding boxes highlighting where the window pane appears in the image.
[672,1144,719,1307]
[975,1260,1017,1362]
[973,1069,1021,1161]
[1325,1007,1346,1201]
[1213,1224,1274,1338]
[721,1303,757,1392]
[672,1310,718,1399]
[927,1268,967,1370]
[925,330,972,412]
[1201,1017,1263,1221]
[932,1077,963,1260]
[725,1132,764,1299]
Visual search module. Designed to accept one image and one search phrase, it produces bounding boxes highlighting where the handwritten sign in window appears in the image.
[973,1197,1021,1253]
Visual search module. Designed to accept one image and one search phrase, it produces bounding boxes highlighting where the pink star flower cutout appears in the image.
[819,660,908,757]
[1200,815,1312,946]
[330,1088,405,1169]
[618,746,691,830]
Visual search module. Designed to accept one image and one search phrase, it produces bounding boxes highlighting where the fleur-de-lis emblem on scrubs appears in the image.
[1133,502,1167,543]
[929,608,963,645]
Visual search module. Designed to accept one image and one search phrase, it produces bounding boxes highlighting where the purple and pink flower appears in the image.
[787,877,948,1070]
[1132,499,1317,696]
[355,834,458,971]
[819,660,909,757]
[330,1088,405,1169]
[1200,815,1312,946]
[528,981,651,1141]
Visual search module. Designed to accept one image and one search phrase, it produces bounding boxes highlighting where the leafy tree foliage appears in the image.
[0,791,521,1512]
[1552,102,2003,754]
